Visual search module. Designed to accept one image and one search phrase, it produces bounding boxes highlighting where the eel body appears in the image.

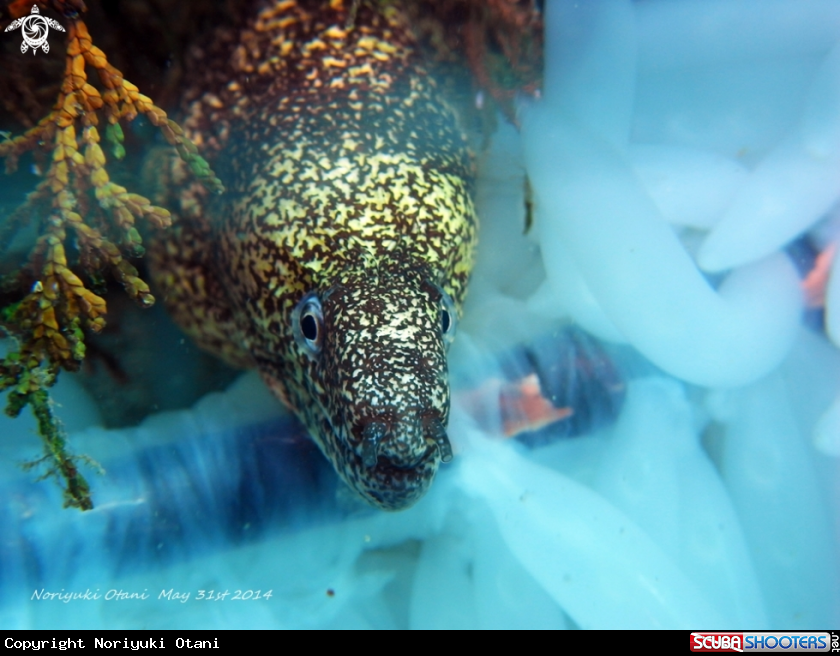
[151,0,478,510]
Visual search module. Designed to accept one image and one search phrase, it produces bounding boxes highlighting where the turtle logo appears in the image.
[5,5,65,55]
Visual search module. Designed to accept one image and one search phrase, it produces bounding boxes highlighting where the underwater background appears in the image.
[1,0,839,629]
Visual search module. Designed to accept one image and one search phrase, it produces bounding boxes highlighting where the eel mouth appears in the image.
[358,415,453,470]
[325,414,453,511]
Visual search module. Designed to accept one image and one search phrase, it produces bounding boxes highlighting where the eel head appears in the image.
[287,265,458,511]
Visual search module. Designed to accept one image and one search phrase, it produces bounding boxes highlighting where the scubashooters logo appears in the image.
[690,632,835,652]
[4,5,65,54]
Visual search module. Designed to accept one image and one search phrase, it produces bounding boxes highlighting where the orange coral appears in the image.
[463,0,543,122]
[405,0,543,124]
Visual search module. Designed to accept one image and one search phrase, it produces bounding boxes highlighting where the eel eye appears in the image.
[301,313,318,341]
[292,293,324,358]
[441,308,451,334]
[439,289,457,344]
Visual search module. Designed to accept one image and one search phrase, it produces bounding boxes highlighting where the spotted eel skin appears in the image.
[151,0,477,510]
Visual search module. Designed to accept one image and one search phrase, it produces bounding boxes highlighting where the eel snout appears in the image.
[359,413,453,470]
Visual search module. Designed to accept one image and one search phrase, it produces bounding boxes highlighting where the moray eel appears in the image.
[151,0,477,510]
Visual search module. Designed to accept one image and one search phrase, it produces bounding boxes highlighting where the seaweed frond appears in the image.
[0,0,223,509]
[7,386,99,510]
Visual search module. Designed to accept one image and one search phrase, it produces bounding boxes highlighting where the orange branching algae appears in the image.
[0,0,220,510]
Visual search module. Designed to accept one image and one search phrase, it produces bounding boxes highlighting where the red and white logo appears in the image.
[691,634,744,653]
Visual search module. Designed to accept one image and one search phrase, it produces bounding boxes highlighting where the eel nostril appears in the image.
[423,416,453,463]
[361,420,388,468]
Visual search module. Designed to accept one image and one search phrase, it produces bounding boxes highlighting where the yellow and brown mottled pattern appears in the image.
[151,0,477,510]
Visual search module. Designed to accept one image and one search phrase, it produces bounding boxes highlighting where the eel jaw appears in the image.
[360,415,453,469]
[325,406,453,512]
